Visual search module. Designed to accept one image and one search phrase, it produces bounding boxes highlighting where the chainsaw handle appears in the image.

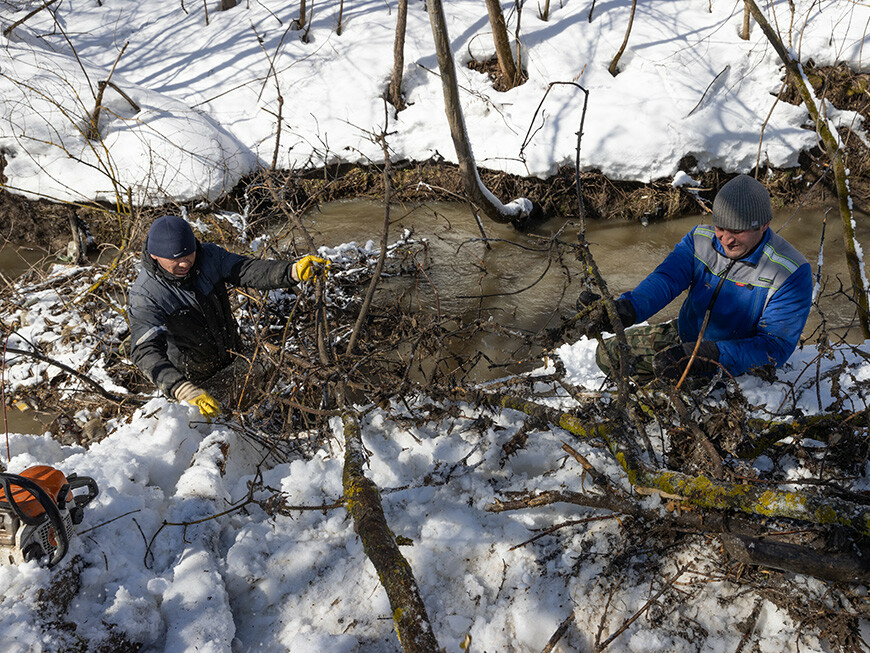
[0,474,45,526]
[67,475,99,508]
[0,473,69,567]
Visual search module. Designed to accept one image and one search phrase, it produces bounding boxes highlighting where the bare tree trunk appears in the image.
[484,0,518,89]
[539,0,551,21]
[513,0,525,86]
[741,3,751,39]
[220,0,236,10]
[301,0,314,42]
[293,0,306,30]
[744,0,870,338]
[608,0,637,76]
[426,0,525,224]
[337,0,345,35]
[387,0,408,110]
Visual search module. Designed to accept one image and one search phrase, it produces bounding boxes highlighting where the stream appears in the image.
[2,201,866,435]
[301,199,865,340]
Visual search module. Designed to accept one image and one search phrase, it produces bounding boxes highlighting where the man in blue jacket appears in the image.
[577,174,813,383]
[128,215,328,419]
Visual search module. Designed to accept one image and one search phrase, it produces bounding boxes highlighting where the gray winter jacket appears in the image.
[128,242,295,397]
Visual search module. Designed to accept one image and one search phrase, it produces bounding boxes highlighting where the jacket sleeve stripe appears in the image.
[134,325,166,348]
[762,244,799,274]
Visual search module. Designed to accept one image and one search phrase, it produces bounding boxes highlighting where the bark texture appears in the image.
[342,412,441,652]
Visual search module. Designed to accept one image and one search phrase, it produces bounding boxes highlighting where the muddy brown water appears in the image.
[1,246,56,435]
[302,199,865,342]
[2,201,866,434]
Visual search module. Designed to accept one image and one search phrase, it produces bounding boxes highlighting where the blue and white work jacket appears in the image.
[621,225,813,376]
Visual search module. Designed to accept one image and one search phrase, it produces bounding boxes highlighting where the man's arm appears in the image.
[218,245,296,290]
[715,262,813,376]
[621,230,696,322]
[128,297,186,397]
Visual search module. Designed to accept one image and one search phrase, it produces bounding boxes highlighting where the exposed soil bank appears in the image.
[0,157,857,256]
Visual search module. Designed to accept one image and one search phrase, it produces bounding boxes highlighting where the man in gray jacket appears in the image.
[128,215,327,419]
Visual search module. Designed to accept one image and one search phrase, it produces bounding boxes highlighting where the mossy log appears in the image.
[479,391,870,536]
[341,412,441,653]
[632,467,870,536]
[487,489,870,582]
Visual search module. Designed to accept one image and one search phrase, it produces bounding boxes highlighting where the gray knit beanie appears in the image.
[712,175,772,230]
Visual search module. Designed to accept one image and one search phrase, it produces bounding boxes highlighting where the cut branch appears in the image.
[342,412,441,652]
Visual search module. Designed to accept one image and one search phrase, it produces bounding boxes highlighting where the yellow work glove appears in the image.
[293,254,330,282]
[173,381,221,421]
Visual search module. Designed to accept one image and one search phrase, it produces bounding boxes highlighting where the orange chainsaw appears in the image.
[0,466,99,568]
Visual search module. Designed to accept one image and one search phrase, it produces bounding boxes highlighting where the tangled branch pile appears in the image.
[2,193,870,651]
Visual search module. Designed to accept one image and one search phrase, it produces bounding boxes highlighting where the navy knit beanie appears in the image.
[712,175,773,230]
[146,215,197,259]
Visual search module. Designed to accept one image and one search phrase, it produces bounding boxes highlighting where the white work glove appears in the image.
[173,381,221,421]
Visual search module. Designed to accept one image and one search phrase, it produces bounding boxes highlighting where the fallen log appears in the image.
[720,533,870,584]
[738,410,869,459]
[487,489,870,583]
[475,391,870,537]
[341,412,441,653]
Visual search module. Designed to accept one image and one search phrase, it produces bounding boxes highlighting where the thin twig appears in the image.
[540,609,575,653]
[595,562,691,651]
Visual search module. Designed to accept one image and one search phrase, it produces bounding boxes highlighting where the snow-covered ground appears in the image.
[1,0,868,205]
[3,0,870,651]
[0,247,868,652]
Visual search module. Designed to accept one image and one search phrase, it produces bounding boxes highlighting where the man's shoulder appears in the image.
[762,231,809,275]
[129,266,154,295]
[198,241,232,260]
[687,225,715,250]
[691,224,715,238]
